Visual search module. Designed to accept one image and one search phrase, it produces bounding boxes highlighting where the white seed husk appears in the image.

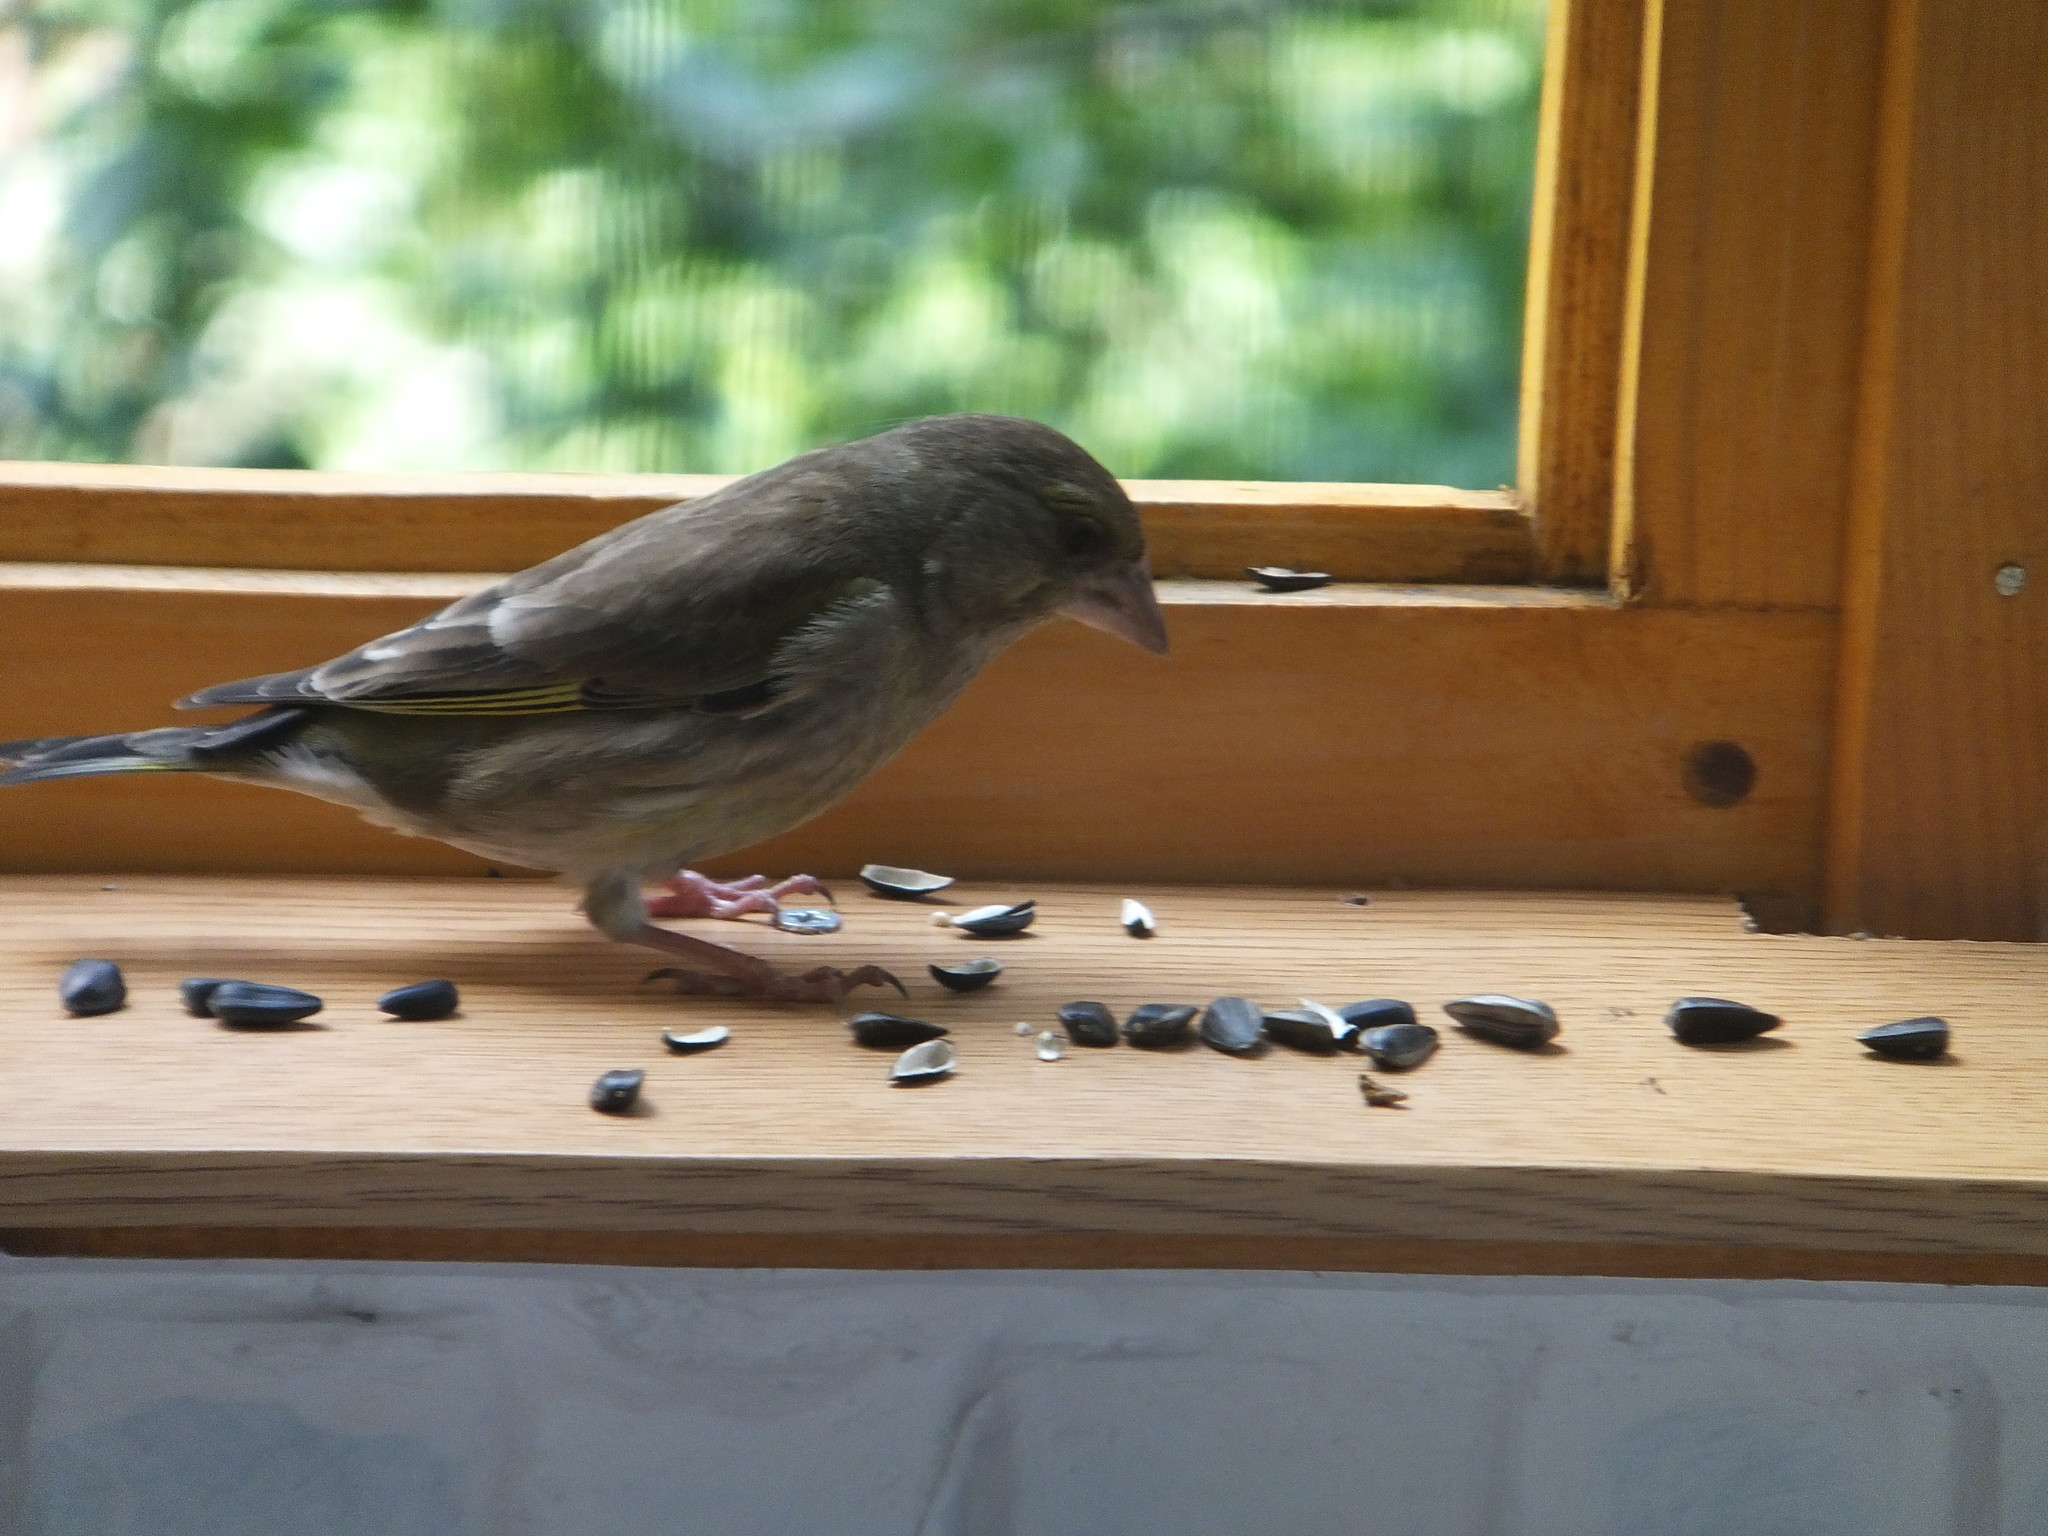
[891,1038,957,1082]
[1120,898,1156,936]
[1036,1032,1064,1061]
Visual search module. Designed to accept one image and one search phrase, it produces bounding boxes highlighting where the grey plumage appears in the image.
[1,415,1168,998]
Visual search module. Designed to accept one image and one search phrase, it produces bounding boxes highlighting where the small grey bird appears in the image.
[1,414,1168,1000]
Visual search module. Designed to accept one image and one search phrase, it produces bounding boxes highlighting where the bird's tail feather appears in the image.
[0,708,310,787]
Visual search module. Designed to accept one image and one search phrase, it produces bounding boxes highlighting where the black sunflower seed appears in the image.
[58,959,125,1017]
[1443,995,1559,1049]
[590,1068,644,1114]
[1665,996,1780,1046]
[1058,1001,1119,1047]
[1338,998,1417,1032]
[208,981,324,1028]
[377,979,459,1021]
[1199,996,1264,1054]
[180,977,231,1017]
[848,1012,949,1049]
[1262,1007,1344,1053]
[1123,1002,1195,1048]
[929,957,1003,993]
[1858,1015,1949,1061]
[1359,1021,1440,1070]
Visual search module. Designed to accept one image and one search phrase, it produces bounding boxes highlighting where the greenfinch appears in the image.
[1,414,1168,1000]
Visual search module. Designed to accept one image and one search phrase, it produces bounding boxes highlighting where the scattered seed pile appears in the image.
[52,874,1959,1117]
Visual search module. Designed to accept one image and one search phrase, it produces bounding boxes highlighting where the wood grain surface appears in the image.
[1824,0,2048,941]
[0,569,1832,899]
[0,876,2045,1280]
[1519,0,1643,585]
[0,462,1528,584]
[1614,0,1886,608]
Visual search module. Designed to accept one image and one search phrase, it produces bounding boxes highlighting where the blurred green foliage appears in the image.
[0,0,1544,482]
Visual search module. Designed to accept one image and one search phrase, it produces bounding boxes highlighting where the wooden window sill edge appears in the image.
[0,878,2043,1284]
[0,462,1529,584]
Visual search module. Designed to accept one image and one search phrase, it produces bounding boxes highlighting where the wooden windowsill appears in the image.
[3,875,2044,1282]
[0,462,1531,584]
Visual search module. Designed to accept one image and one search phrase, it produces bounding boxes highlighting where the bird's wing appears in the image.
[181,482,895,717]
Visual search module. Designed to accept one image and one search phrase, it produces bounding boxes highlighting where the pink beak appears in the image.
[1059,558,1170,655]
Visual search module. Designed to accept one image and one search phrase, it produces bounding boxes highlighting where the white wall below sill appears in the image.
[0,1260,2039,1535]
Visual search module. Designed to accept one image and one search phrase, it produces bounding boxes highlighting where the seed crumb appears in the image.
[1641,1076,1666,1095]
[1013,1021,1034,1036]
[1036,1031,1064,1061]
[929,912,953,927]
[1359,1073,1408,1109]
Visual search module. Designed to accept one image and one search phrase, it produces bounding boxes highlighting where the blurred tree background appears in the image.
[0,0,1545,484]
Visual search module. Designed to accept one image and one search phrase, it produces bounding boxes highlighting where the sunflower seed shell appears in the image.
[1857,1015,1949,1061]
[859,864,954,899]
[59,959,125,1017]
[209,981,323,1028]
[929,957,1003,993]
[891,1038,957,1082]
[1120,898,1156,936]
[1058,1001,1120,1047]
[1443,995,1559,1048]
[1199,996,1265,1054]
[952,901,1037,936]
[775,907,842,935]
[1123,1002,1195,1047]
[1262,1007,1344,1053]
[662,1024,731,1053]
[1665,996,1780,1046]
[1358,1021,1440,1071]
[848,1012,949,1049]
[1246,566,1333,593]
[377,979,459,1020]
[590,1068,644,1114]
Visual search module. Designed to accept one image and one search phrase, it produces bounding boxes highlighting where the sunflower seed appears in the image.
[775,907,842,935]
[1036,1031,1064,1061]
[1359,1073,1409,1108]
[662,1024,730,1053]
[952,901,1037,936]
[589,1068,644,1114]
[1358,1021,1440,1071]
[1857,1015,1950,1061]
[848,1012,949,1049]
[376,979,459,1021]
[1247,566,1333,593]
[1298,999,1357,1045]
[929,957,1003,993]
[1665,996,1780,1046]
[179,977,230,1017]
[1123,1002,1196,1048]
[859,864,954,899]
[1262,1007,1345,1053]
[1199,996,1265,1054]
[59,959,125,1017]
[209,981,323,1028]
[1338,998,1417,1031]
[1120,898,1156,937]
[891,1038,957,1083]
[1059,1002,1120,1046]
[1443,995,1559,1049]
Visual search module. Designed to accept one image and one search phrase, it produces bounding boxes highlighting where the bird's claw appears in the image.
[648,870,832,921]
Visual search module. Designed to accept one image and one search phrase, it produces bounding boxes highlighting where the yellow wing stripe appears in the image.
[343,682,589,717]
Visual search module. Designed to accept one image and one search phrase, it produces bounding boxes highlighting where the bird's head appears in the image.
[889,414,1169,657]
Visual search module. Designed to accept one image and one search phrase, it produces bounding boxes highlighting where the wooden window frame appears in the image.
[1,0,2040,941]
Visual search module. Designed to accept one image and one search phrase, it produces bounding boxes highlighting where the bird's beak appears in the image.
[1059,558,1170,656]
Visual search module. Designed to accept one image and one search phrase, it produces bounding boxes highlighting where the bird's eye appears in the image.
[1059,514,1109,559]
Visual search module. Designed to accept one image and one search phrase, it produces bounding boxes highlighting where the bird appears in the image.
[0,414,1169,1001]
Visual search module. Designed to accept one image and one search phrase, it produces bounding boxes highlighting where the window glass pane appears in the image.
[0,0,1545,483]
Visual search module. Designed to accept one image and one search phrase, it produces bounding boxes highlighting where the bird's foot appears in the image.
[646,870,831,921]
[632,921,902,1004]
[647,963,906,1005]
